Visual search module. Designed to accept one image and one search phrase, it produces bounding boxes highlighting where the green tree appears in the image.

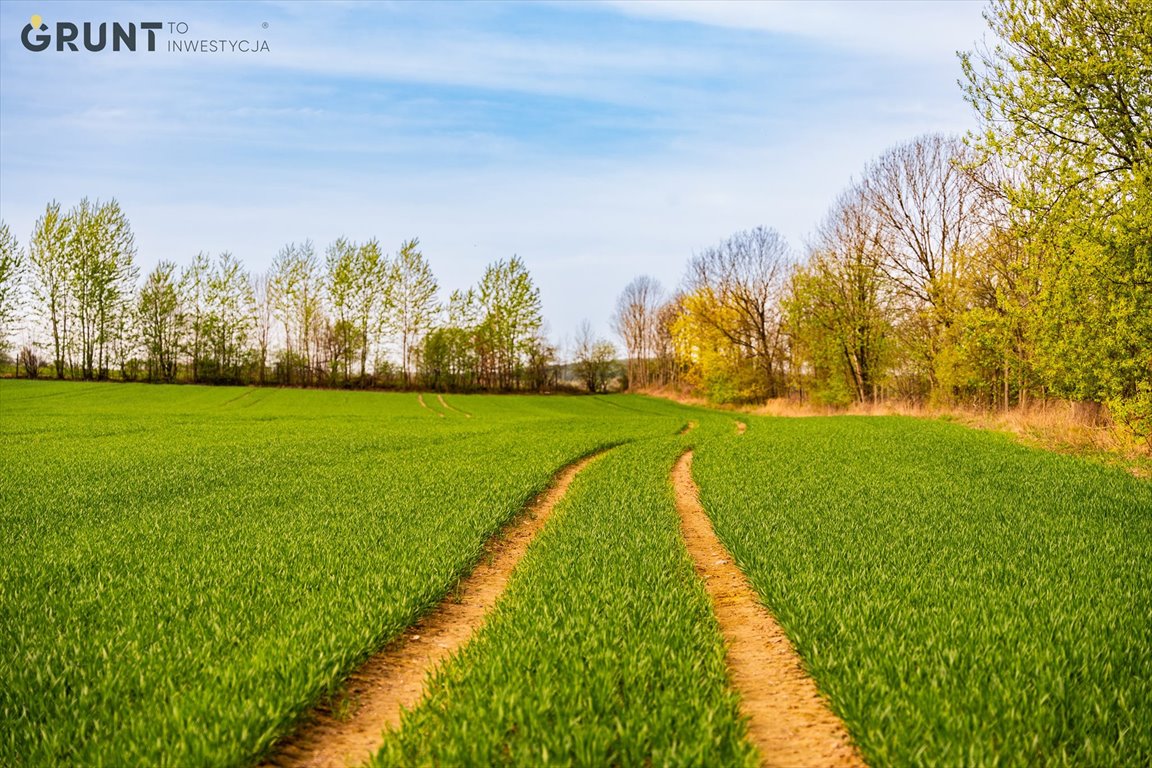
[138,261,184,382]
[205,252,253,383]
[0,221,23,358]
[65,198,138,380]
[474,256,544,390]
[28,202,71,379]
[788,186,891,404]
[270,241,322,386]
[389,238,438,387]
[962,0,1152,437]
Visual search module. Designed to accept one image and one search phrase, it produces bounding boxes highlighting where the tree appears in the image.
[66,198,138,380]
[858,134,990,400]
[962,0,1152,437]
[28,202,71,379]
[611,276,663,390]
[204,252,253,383]
[0,221,23,358]
[180,252,211,383]
[474,256,543,390]
[138,261,183,382]
[682,227,792,398]
[788,185,892,404]
[270,241,322,386]
[572,320,617,393]
[389,239,438,387]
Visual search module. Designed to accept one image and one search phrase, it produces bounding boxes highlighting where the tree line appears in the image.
[610,0,1150,440]
[0,207,564,392]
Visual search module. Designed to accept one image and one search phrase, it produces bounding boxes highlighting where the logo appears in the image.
[18,15,271,55]
[21,14,163,52]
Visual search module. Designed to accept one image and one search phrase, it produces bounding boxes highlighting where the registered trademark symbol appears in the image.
[262,21,269,29]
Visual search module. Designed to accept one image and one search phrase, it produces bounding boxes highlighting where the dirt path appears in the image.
[436,393,472,418]
[416,393,444,417]
[673,452,864,768]
[262,452,606,768]
[679,420,698,435]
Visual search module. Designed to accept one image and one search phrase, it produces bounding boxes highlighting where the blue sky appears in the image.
[0,0,989,345]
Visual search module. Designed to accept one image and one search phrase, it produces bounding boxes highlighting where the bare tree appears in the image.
[684,226,792,397]
[611,276,663,390]
[572,320,616,393]
[860,134,990,392]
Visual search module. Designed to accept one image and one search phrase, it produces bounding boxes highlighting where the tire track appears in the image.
[673,451,864,768]
[262,450,609,768]
[436,393,472,418]
[416,392,444,417]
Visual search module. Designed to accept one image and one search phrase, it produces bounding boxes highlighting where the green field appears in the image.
[2,381,1149,766]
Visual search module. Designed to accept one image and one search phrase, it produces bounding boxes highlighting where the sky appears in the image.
[0,0,990,347]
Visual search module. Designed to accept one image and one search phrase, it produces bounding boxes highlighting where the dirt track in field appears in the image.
[262,452,605,768]
[673,451,864,768]
[416,393,444,417]
[436,393,472,417]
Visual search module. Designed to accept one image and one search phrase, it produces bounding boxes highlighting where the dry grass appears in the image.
[641,387,1151,479]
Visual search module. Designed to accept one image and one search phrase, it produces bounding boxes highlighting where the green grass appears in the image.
[693,415,1152,766]
[5,381,1149,767]
[373,418,756,767]
[0,381,691,766]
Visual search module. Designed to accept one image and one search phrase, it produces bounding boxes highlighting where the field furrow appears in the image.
[263,449,610,768]
[674,450,863,768]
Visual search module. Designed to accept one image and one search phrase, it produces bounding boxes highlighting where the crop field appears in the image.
[2,380,1150,767]
[694,417,1152,766]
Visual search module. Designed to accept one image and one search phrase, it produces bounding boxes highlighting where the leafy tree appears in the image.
[389,238,438,387]
[474,256,543,390]
[683,227,791,398]
[180,252,212,383]
[28,202,71,379]
[270,241,322,386]
[962,0,1152,437]
[788,186,892,404]
[138,261,183,382]
[0,221,23,358]
[205,252,253,383]
[65,198,138,380]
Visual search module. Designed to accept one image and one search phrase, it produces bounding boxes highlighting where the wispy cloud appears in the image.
[0,0,988,340]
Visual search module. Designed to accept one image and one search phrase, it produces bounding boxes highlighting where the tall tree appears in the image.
[962,0,1152,436]
[0,221,23,358]
[205,252,253,383]
[28,202,71,379]
[270,241,322,386]
[859,134,989,399]
[683,227,792,398]
[138,261,183,382]
[475,256,543,390]
[67,198,138,380]
[180,252,212,383]
[788,185,892,404]
[389,238,438,387]
[611,276,663,390]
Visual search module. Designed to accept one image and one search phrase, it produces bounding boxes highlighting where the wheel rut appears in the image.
[416,392,444,417]
[673,451,864,768]
[262,450,607,768]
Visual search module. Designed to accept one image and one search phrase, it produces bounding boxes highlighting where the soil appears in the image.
[735,421,747,435]
[673,451,865,768]
[262,452,605,768]
[436,393,472,418]
[416,393,443,417]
